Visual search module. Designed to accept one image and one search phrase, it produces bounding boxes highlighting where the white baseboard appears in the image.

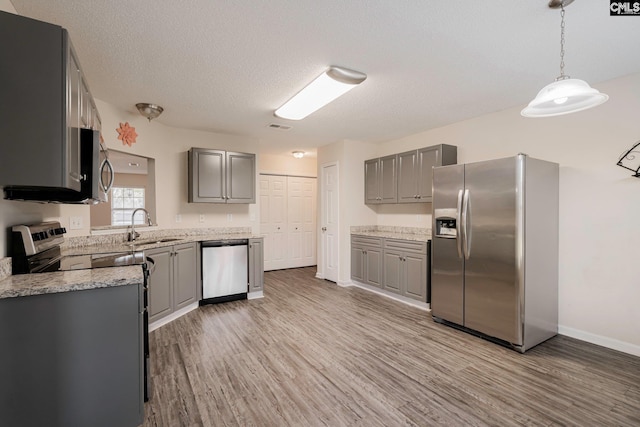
[149,302,199,332]
[247,290,264,300]
[337,279,352,288]
[558,325,640,357]
[349,280,430,311]
[315,272,324,279]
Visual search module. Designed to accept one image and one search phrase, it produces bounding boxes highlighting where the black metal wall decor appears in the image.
[617,140,640,178]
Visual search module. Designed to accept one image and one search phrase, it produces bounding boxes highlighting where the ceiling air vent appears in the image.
[268,123,292,131]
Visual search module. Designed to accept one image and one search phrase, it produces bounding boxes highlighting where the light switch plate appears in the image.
[199,214,205,223]
[69,216,83,230]
[227,214,233,222]
[175,214,182,223]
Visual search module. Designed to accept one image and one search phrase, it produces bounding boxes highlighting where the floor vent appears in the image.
[268,123,292,130]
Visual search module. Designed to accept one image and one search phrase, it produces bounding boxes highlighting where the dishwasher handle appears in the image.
[201,239,248,247]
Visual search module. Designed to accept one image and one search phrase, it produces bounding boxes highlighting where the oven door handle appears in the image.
[145,256,156,277]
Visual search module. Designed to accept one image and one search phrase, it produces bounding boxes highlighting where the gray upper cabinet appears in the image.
[188,148,255,203]
[0,11,100,190]
[364,155,397,204]
[398,144,457,203]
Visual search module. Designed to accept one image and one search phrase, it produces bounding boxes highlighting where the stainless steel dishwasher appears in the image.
[201,239,248,304]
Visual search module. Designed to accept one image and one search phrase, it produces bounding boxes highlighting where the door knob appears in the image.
[322,227,327,231]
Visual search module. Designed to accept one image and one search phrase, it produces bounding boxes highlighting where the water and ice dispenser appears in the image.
[434,209,458,238]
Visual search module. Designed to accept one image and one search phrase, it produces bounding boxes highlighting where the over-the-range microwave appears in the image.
[3,129,114,204]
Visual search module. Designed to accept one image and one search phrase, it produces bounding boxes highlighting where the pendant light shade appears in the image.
[521,0,608,118]
[521,78,609,117]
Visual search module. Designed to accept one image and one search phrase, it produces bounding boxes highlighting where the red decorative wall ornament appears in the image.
[116,122,138,147]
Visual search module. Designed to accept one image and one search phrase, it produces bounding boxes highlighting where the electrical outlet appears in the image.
[175,214,182,223]
[69,216,83,230]
[199,214,205,223]
[227,213,233,222]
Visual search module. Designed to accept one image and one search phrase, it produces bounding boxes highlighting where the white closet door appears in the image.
[260,175,288,271]
[287,176,316,268]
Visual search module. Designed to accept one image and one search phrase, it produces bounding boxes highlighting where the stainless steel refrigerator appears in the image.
[431,154,558,352]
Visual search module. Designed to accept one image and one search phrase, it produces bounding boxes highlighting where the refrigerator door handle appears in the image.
[462,189,471,260]
[456,189,463,258]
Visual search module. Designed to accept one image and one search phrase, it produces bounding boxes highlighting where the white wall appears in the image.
[259,153,316,177]
[364,72,640,355]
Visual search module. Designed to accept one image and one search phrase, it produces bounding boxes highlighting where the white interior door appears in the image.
[321,163,339,282]
[260,175,288,271]
[287,176,317,268]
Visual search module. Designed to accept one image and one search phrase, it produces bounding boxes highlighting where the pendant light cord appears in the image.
[557,2,568,80]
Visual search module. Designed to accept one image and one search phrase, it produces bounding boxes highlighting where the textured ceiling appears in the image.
[10,1,640,156]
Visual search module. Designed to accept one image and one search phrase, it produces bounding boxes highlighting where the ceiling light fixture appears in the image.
[275,66,367,120]
[521,0,608,118]
[292,151,305,159]
[136,103,164,122]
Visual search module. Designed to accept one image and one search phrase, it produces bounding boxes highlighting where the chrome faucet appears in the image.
[127,208,153,242]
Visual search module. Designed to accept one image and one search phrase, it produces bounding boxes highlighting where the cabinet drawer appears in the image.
[351,235,382,247]
[384,238,426,254]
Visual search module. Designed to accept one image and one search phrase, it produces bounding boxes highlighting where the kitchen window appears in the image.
[111,187,146,225]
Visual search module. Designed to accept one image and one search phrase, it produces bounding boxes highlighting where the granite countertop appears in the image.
[0,266,143,299]
[1,227,261,299]
[351,226,431,242]
[62,232,260,256]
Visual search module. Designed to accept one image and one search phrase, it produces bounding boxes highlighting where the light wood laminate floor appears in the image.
[144,267,640,426]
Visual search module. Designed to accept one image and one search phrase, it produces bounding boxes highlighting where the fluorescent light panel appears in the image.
[275,66,366,120]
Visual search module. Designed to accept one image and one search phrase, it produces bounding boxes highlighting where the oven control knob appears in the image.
[31,233,41,241]
[39,232,48,240]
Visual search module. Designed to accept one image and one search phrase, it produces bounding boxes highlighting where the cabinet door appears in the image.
[173,243,197,310]
[188,148,226,203]
[364,246,383,288]
[146,247,173,323]
[404,252,427,301]
[66,49,83,190]
[350,244,365,282]
[249,238,264,292]
[226,151,255,203]
[397,150,418,203]
[80,78,91,129]
[364,159,380,204]
[379,155,398,203]
[383,250,402,293]
[416,146,440,202]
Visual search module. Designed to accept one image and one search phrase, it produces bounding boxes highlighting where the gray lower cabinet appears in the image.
[397,144,458,203]
[364,155,397,204]
[351,236,383,288]
[0,284,143,427]
[383,239,428,301]
[351,235,428,302]
[147,242,197,323]
[188,148,256,203]
[248,238,264,293]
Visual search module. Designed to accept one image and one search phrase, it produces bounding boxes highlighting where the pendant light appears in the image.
[521,0,608,118]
